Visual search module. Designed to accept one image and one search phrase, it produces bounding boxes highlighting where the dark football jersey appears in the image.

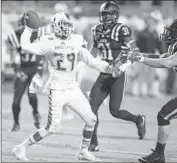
[168,41,177,72]
[91,23,132,62]
[8,27,42,67]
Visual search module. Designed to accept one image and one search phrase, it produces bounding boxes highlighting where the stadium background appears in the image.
[1,0,177,162]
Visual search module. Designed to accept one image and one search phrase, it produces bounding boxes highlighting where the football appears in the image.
[25,10,40,29]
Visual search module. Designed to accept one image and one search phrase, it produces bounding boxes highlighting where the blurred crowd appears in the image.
[2,1,177,97]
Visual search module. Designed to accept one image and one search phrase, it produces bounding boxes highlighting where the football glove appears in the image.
[127,50,143,62]
[110,46,133,78]
[111,60,132,78]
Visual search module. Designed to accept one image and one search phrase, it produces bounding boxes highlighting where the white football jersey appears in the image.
[21,28,110,90]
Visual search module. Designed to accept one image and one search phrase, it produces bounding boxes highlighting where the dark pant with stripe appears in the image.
[158,97,177,126]
[12,66,41,125]
[89,72,138,144]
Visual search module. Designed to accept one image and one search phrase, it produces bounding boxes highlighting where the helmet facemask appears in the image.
[99,10,119,29]
[160,26,177,44]
[51,14,74,39]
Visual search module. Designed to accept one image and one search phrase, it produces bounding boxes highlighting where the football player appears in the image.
[36,5,75,120]
[8,14,43,132]
[128,19,177,163]
[89,1,146,151]
[11,12,123,161]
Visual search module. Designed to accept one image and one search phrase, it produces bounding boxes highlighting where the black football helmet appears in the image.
[160,19,177,44]
[99,1,120,25]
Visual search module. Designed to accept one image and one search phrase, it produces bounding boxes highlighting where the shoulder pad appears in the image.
[72,34,85,47]
[39,34,54,41]
[72,34,84,41]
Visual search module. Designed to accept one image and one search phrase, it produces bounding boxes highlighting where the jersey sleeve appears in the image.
[79,46,111,73]
[111,24,132,41]
[119,25,132,38]
[20,27,47,56]
[119,24,139,51]
[91,25,98,48]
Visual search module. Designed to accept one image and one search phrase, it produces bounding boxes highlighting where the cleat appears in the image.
[89,144,99,152]
[136,115,146,139]
[138,149,165,163]
[33,113,41,129]
[9,123,20,132]
[76,149,101,161]
[11,145,29,161]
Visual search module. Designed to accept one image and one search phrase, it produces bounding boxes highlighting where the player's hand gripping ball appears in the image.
[24,10,40,29]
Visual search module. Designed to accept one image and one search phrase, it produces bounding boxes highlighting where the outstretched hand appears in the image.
[127,50,143,62]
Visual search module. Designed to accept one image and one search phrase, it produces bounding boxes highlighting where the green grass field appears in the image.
[2,81,177,162]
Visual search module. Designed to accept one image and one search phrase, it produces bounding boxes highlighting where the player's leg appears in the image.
[11,90,64,161]
[62,62,86,120]
[10,70,29,132]
[27,70,43,129]
[27,90,41,129]
[139,97,177,163]
[109,73,146,139]
[89,73,111,151]
[68,88,100,161]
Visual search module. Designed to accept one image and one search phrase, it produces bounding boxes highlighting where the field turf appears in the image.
[2,80,177,162]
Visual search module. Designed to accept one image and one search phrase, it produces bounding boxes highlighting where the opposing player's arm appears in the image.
[110,25,136,75]
[79,47,112,73]
[140,52,177,68]
[120,25,139,52]
[20,27,46,56]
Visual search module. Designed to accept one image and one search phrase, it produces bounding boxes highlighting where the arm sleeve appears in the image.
[142,53,177,68]
[119,25,132,38]
[79,47,111,73]
[20,27,46,56]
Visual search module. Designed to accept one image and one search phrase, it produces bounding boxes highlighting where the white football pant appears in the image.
[45,87,96,133]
